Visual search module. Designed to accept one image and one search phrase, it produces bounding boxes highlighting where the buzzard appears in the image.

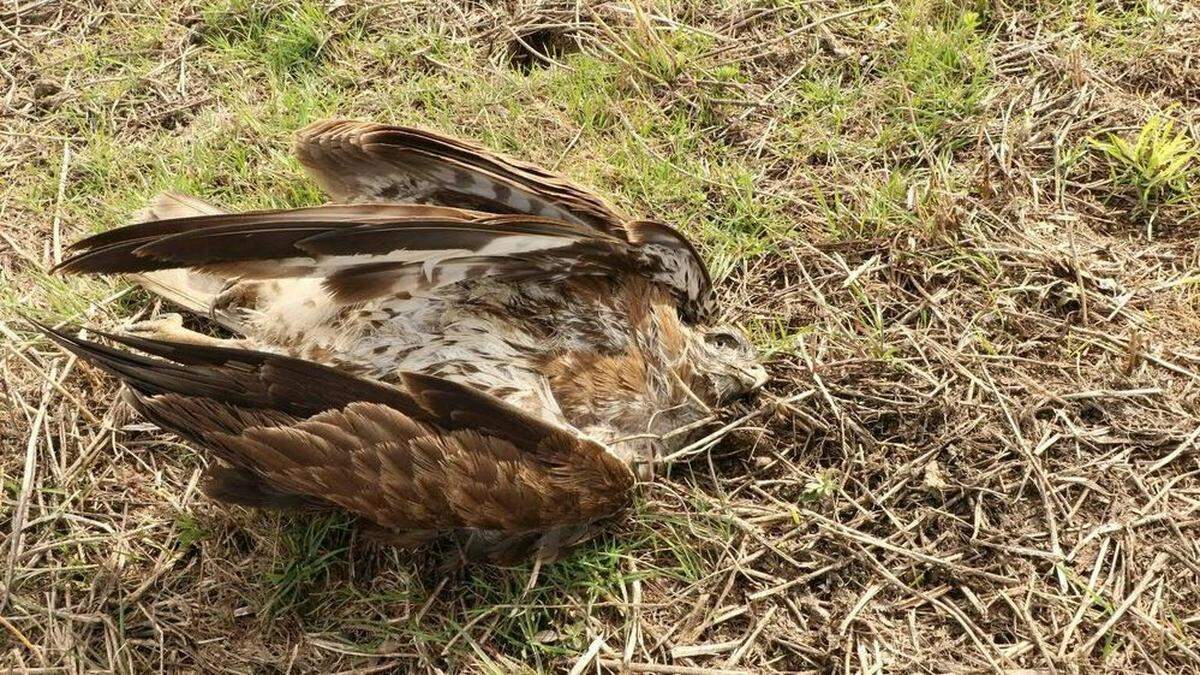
[39,120,767,562]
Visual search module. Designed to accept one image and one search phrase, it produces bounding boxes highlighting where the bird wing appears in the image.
[35,321,634,539]
[295,119,627,235]
[55,204,714,319]
[294,119,715,321]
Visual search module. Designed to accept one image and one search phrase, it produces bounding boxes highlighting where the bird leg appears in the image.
[124,313,247,348]
[212,280,262,315]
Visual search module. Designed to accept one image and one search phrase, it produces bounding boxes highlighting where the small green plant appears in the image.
[1089,112,1197,210]
[801,470,839,502]
[174,513,209,551]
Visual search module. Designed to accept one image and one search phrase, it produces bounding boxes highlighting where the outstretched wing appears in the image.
[295,119,716,322]
[295,119,627,236]
[34,321,634,553]
[55,203,715,319]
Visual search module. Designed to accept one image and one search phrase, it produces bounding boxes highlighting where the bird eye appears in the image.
[705,330,741,350]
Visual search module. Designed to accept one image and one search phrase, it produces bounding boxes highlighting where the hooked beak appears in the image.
[751,365,769,391]
[741,364,769,394]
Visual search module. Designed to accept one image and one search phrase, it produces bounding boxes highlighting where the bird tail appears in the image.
[124,192,244,332]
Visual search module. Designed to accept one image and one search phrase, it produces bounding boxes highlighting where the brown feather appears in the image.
[296,119,627,236]
[56,203,714,321]
[33,321,635,542]
[292,120,715,321]
[54,206,648,305]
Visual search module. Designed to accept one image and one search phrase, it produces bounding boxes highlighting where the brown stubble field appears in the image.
[3,0,1200,672]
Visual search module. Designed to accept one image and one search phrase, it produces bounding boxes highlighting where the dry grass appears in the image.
[4,0,1200,672]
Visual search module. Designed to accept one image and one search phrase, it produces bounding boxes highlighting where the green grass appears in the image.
[263,513,356,616]
[886,6,993,153]
[202,1,333,77]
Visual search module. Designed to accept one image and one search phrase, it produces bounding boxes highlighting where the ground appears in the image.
[2,0,1200,672]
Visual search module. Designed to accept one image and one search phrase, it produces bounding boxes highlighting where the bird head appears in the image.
[694,325,768,404]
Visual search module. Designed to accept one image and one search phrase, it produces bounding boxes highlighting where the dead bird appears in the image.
[38,119,768,563]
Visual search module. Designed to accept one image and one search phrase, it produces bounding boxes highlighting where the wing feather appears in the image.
[295,119,716,321]
[55,119,718,321]
[295,119,626,236]
[34,321,635,547]
[57,204,714,321]
[55,207,637,302]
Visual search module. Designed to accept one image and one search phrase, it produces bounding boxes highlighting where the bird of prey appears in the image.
[39,120,767,562]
